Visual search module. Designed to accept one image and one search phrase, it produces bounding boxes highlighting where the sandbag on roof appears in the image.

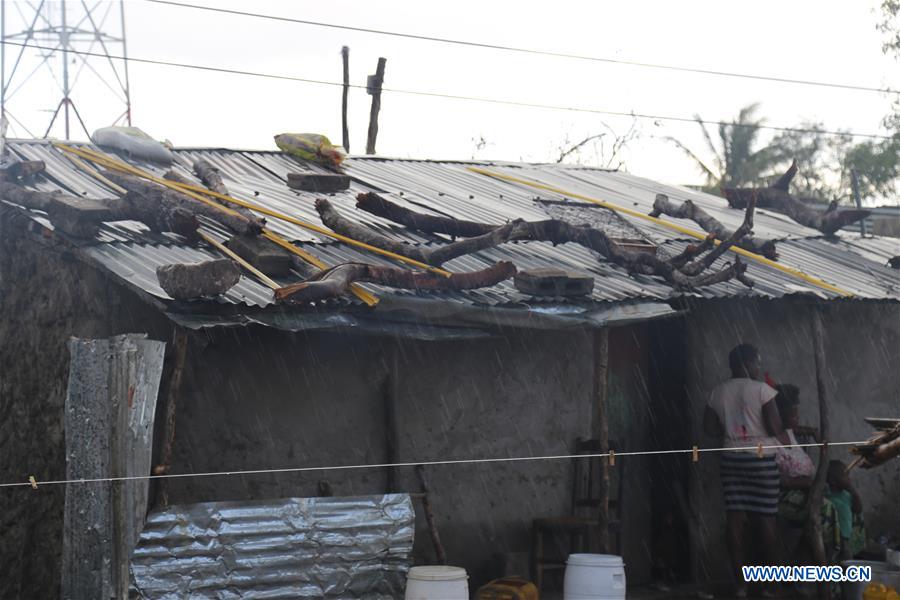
[274,133,346,169]
[91,126,174,165]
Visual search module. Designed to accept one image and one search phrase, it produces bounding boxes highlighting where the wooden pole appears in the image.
[416,465,448,564]
[384,346,399,493]
[593,328,611,554]
[806,306,832,599]
[341,46,350,153]
[366,57,386,155]
[154,328,189,508]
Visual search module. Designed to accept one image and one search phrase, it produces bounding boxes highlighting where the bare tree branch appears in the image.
[353,192,757,290]
[723,161,870,236]
[650,193,777,259]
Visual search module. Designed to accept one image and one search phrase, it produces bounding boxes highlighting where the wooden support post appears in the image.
[341,46,350,153]
[384,347,399,493]
[62,334,165,600]
[416,465,448,565]
[366,57,386,155]
[593,328,611,554]
[155,328,189,508]
[806,306,832,599]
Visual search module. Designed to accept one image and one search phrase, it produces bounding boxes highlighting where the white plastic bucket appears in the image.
[564,554,626,600]
[404,565,469,599]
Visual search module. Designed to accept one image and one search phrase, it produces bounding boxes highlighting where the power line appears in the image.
[0,439,868,489]
[146,0,899,97]
[0,39,894,141]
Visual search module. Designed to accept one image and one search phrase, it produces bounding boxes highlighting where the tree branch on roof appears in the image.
[353,191,756,290]
[193,159,228,195]
[275,260,517,304]
[163,168,262,224]
[356,192,496,237]
[106,171,265,236]
[722,160,870,236]
[316,198,520,266]
[650,193,777,259]
[0,180,199,239]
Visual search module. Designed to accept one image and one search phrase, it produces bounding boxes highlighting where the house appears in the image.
[1,138,898,598]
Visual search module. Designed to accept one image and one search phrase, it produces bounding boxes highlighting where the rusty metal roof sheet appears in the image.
[4,139,899,317]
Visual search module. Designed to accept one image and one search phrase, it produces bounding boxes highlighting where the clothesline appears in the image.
[1,439,868,490]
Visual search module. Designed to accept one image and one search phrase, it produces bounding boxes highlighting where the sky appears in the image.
[1,0,898,189]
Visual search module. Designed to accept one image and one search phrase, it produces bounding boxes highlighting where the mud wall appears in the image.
[162,324,655,588]
[0,211,172,600]
[684,299,900,583]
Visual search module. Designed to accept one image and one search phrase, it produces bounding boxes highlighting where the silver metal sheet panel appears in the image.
[130,494,414,599]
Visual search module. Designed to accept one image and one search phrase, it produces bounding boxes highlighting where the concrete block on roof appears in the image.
[225,234,293,277]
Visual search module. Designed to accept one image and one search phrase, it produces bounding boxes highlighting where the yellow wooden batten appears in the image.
[54,143,380,306]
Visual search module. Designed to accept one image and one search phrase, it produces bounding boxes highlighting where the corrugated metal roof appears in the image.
[4,139,899,316]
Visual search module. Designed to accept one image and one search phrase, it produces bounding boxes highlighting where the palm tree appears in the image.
[667,103,780,193]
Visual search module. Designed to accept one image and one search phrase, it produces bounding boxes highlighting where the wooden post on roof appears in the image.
[593,327,611,553]
[341,46,350,154]
[806,306,831,599]
[366,57,386,155]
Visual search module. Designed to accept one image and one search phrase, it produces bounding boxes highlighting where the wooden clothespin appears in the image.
[756,443,764,458]
[608,449,616,467]
[692,446,699,463]
[28,476,38,490]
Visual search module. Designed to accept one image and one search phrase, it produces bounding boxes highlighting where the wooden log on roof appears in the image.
[107,171,264,235]
[650,193,778,259]
[0,160,46,182]
[353,192,757,290]
[357,191,496,237]
[163,168,261,223]
[722,161,870,237]
[193,159,228,195]
[275,260,516,304]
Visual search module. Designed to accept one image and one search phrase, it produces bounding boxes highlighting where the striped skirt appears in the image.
[720,452,779,514]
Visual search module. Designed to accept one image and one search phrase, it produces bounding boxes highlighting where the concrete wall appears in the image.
[0,211,173,600]
[684,299,900,583]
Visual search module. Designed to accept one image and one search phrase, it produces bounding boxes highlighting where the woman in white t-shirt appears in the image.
[703,343,789,599]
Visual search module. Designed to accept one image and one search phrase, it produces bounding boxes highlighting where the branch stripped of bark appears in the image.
[106,171,264,235]
[316,198,518,266]
[723,160,870,236]
[163,168,261,224]
[357,192,496,237]
[275,260,516,304]
[650,193,777,259]
[193,159,228,195]
[355,192,754,290]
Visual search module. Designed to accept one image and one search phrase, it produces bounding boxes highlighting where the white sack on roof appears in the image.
[91,126,174,165]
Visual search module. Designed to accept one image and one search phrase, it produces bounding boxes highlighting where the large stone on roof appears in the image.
[156,259,240,300]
